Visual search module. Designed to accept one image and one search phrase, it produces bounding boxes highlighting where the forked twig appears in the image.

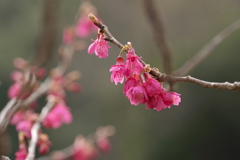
[175,18,240,76]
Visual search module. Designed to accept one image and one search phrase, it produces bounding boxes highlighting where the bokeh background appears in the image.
[1,0,240,159]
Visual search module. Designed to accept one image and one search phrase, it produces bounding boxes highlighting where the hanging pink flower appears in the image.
[123,77,138,95]
[72,136,98,160]
[144,72,162,97]
[38,135,51,155]
[96,138,111,153]
[16,120,33,137]
[15,144,27,160]
[13,58,28,70]
[125,47,144,78]
[125,78,148,106]
[146,94,165,111]
[88,34,110,58]
[10,71,23,81]
[110,56,125,85]
[75,15,97,38]
[63,27,74,45]
[43,102,72,129]
[161,89,181,108]
[11,111,26,125]
[8,82,21,99]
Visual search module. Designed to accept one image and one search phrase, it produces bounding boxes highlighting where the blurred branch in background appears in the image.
[33,0,60,67]
[175,18,240,76]
[143,0,173,75]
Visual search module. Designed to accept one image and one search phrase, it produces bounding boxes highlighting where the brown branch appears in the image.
[33,0,60,67]
[175,18,240,76]
[89,13,240,91]
[149,71,240,91]
[143,0,172,75]
[26,99,56,160]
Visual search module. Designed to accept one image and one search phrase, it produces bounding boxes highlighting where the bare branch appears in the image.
[149,70,240,91]
[1,156,10,160]
[89,13,240,91]
[34,0,60,67]
[143,0,172,75]
[175,18,240,76]
[26,99,56,160]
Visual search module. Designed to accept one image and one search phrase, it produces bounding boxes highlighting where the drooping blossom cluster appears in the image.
[88,33,111,58]
[62,1,98,45]
[9,58,81,159]
[3,2,116,159]
[8,58,45,100]
[88,41,181,111]
[42,126,115,160]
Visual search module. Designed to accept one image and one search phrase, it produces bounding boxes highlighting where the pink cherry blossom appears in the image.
[123,77,138,95]
[75,15,97,38]
[110,56,125,85]
[38,138,51,155]
[15,144,27,160]
[66,82,81,93]
[88,34,110,58]
[125,78,148,106]
[97,138,111,153]
[10,71,23,81]
[144,72,162,97]
[161,89,181,107]
[16,120,33,137]
[125,47,144,78]
[172,92,181,105]
[72,136,98,160]
[8,82,21,99]
[11,111,25,125]
[36,68,46,78]
[146,94,166,111]
[13,58,28,70]
[43,102,72,129]
[63,27,74,44]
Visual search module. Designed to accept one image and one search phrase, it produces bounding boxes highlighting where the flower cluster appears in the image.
[88,41,181,111]
[62,1,98,45]
[44,126,115,160]
[9,58,81,159]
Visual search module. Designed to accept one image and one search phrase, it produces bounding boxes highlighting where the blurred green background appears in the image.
[1,0,240,159]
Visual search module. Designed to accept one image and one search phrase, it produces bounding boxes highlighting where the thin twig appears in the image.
[0,98,18,131]
[26,100,56,160]
[149,71,240,91]
[89,13,240,91]
[175,18,240,76]
[143,0,172,75]
[1,156,10,160]
[0,99,22,133]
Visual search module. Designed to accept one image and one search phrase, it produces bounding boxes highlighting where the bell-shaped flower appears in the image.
[144,72,163,97]
[110,56,125,85]
[146,94,166,111]
[125,47,144,78]
[88,34,110,58]
[123,77,138,95]
[15,144,27,160]
[125,78,148,106]
[161,89,181,108]
[75,15,97,38]
[43,102,72,129]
